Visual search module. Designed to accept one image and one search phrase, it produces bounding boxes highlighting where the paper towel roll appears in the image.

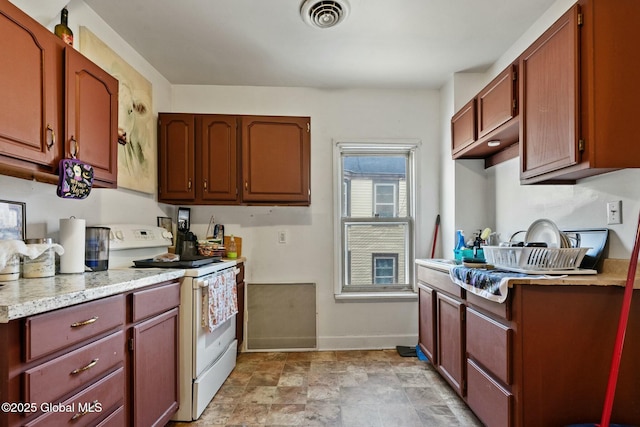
[59,217,86,273]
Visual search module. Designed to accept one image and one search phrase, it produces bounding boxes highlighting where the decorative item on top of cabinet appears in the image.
[65,46,119,188]
[0,0,63,183]
[241,115,311,205]
[452,64,519,166]
[520,0,640,184]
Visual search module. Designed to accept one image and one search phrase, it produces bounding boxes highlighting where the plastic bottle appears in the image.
[455,230,466,250]
[227,235,238,259]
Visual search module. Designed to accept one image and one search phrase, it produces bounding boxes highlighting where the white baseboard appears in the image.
[317,334,418,351]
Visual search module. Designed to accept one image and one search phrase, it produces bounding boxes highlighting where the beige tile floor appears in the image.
[168,350,483,427]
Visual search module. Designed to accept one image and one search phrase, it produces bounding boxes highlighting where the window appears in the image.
[373,254,398,284]
[334,141,417,297]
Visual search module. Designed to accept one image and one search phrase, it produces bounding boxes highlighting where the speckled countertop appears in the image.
[416,258,640,288]
[0,269,185,323]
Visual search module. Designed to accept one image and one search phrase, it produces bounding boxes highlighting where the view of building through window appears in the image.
[338,148,415,293]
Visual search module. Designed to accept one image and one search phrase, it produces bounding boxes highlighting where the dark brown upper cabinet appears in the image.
[452,64,519,162]
[158,113,310,206]
[0,0,118,187]
[241,116,311,206]
[520,0,640,184]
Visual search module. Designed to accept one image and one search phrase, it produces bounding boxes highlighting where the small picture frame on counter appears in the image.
[157,216,172,234]
[0,199,26,240]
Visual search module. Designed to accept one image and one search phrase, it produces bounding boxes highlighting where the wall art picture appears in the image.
[79,26,155,194]
[0,200,26,240]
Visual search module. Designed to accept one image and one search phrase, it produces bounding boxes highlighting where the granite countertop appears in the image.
[0,269,186,323]
[416,258,640,289]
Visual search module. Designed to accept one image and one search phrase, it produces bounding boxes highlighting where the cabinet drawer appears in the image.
[25,367,124,427]
[95,405,125,427]
[417,266,464,299]
[467,308,512,385]
[24,331,124,405]
[466,359,513,427]
[131,281,180,322]
[24,295,124,361]
[467,292,511,320]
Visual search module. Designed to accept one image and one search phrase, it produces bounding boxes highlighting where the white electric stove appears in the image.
[102,224,238,421]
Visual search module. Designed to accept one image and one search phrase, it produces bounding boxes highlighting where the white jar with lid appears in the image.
[23,238,55,278]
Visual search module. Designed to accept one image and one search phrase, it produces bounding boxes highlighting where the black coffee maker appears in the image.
[175,207,192,258]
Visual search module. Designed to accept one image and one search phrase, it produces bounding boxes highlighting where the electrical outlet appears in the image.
[278,230,287,244]
[607,200,622,225]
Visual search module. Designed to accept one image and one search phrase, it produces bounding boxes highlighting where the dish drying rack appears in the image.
[483,246,595,274]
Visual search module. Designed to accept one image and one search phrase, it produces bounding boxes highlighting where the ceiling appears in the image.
[82,0,557,90]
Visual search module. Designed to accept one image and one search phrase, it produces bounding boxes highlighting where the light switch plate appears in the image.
[607,200,622,225]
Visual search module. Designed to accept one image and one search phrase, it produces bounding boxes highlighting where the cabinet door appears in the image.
[418,284,436,364]
[241,116,310,205]
[132,307,179,427]
[158,113,196,201]
[65,47,119,187]
[478,65,517,139]
[451,99,476,156]
[519,5,580,180]
[197,115,239,203]
[436,293,465,396]
[0,1,62,172]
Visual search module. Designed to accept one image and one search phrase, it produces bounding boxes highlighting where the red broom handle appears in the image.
[600,211,640,427]
[431,214,440,258]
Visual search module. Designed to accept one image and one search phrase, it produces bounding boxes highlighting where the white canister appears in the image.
[0,254,20,281]
[23,238,55,278]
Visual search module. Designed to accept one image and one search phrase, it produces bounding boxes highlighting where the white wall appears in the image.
[171,85,440,349]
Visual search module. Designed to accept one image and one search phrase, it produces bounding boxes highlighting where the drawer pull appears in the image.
[70,316,99,327]
[70,400,99,421]
[70,358,99,375]
[45,124,55,149]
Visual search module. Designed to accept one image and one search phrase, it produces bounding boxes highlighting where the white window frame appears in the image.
[373,182,397,217]
[373,253,398,284]
[333,139,419,300]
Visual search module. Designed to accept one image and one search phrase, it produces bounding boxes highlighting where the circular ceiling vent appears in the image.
[300,0,350,29]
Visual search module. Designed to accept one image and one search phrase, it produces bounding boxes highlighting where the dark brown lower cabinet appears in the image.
[417,264,640,427]
[0,280,180,427]
[131,309,179,426]
[436,293,465,396]
[128,281,180,427]
[417,284,436,363]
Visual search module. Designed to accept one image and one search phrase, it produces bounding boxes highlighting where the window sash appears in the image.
[341,219,412,292]
[335,141,418,296]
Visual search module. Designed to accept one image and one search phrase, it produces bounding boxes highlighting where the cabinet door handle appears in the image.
[245,180,248,190]
[70,400,99,421]
[70,316,98,327]
[188,179,192,190]
[70,358,99,375]
[203,180,208,191]
[45,124,55,150]
[69,136,79,159]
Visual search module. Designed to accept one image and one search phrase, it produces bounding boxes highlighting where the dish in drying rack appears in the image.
[525,219,562,248]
